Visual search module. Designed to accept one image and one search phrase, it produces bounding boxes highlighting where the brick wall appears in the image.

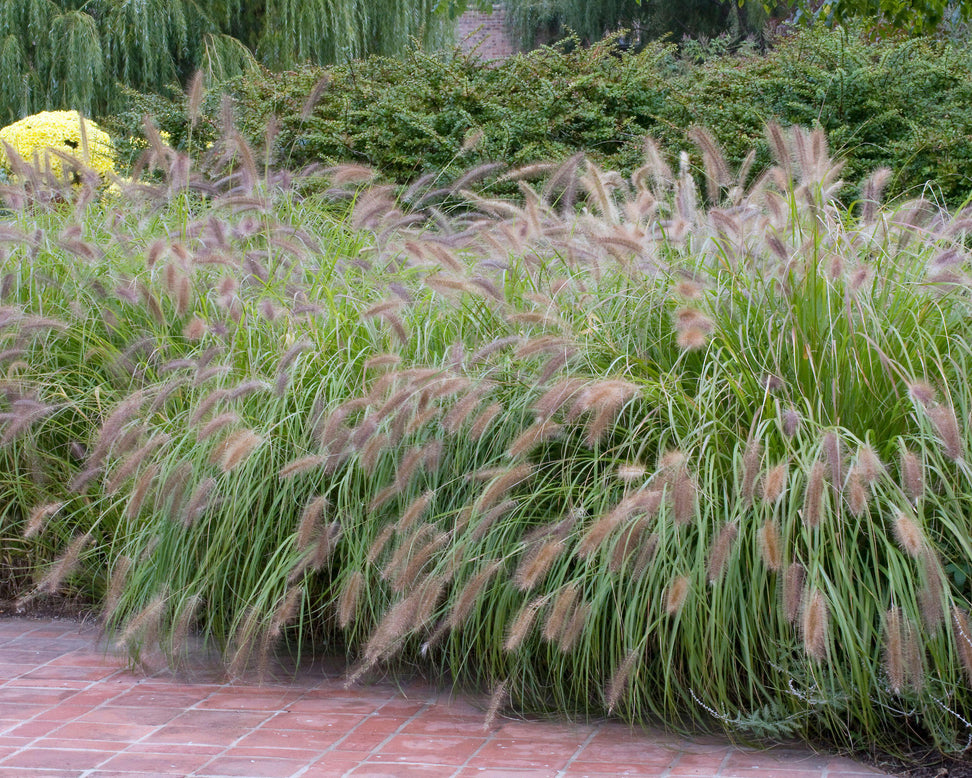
[455,4,516,60]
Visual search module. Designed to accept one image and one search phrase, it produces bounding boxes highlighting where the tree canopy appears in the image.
[808,0,972,32]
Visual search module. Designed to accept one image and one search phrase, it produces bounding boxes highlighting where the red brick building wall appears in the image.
[455,4,517,60]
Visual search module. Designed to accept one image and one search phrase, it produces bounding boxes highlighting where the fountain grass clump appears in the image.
[1,123,971,761]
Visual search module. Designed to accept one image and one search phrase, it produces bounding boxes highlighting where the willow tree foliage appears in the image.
[0,0,452,124]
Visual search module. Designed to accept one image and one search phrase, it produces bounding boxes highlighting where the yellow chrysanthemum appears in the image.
[0,110,116,182]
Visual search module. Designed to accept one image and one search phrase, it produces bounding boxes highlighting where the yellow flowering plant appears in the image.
[0,111,117,183]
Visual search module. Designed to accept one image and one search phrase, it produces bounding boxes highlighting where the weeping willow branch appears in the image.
[0,0,454,123]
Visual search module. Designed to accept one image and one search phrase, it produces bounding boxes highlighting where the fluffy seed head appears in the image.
[414,577,448,627]
[761,462,788,504]
[182,477,216,526]
[927,403,963,461]
[907,381,936,406]
[338,571,364,629]
[802,462,826,528]
[740,437,762,506]
[358,432,390,474]
[399,490,434,533]
[353,594,419,677]
[706,522,738,584]
[781,408,801,438]
[23,502,62,539]
[782,563,805,623]
[757,520,782,572]
[442,390,485,434]
[312,522,343,570]
[90,391,147,464]
[674,307,713,333]
[571,380,638,445]
[900,449,924,504]
[666,575,690,615]
[476,464,533,514]
[509,420,561,458]
[158,460,193,514]
[464,499,512,543]
[469,402,502,441]
[855,444,884,485]
[617,463,647,483]
[299,74,330,120]
[801,589,829,662]
[102,555,132,622]
[576,511,622,559]
[187,70,205,122]
[449,560,503,630]
[918,548,944,631]
[190,388,229,425]
[671,466,697,525]
[363,353,401,373]
[115,593,166,653]
[278,454,325,479]
[658,449,687,470]
[606,521,651,575]
[217,429,262,472]
[127,464,158,519]
[198,412,240,443]
[535,378,586,420]
[504,596,546,652]
[629,529,659,577]
[483,680,508,731]
[676,326,709,351]
[558,601,590,653]
[513,538,563,591]
[366,526,394,564]
[37,532,92,595]
[297,495,328,552]
[951,607,972,683]
[543,582,580,643]
[846,469,868,517]
[894,611,924,693]
[884,607,906,694]
[605,649,639,714]
[893,510,925,558]
[821,432,844,486]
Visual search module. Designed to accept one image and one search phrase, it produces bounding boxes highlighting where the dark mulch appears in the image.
[0,595,98,624]
[861,751,972,778]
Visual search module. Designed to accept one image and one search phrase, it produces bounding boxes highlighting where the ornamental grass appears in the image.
[2,116,972,762]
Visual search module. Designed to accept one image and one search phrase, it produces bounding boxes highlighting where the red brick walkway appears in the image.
[0,618,889,777]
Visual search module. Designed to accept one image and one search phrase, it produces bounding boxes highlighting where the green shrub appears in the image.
[125,26,972,208]
[219,39,672,187]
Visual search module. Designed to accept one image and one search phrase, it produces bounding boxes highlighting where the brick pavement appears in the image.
[0,618,891,777]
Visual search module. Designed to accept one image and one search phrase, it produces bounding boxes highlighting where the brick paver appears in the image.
[0,617,892,777]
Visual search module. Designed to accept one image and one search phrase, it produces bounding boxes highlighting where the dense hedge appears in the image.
[106,26,972,207]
